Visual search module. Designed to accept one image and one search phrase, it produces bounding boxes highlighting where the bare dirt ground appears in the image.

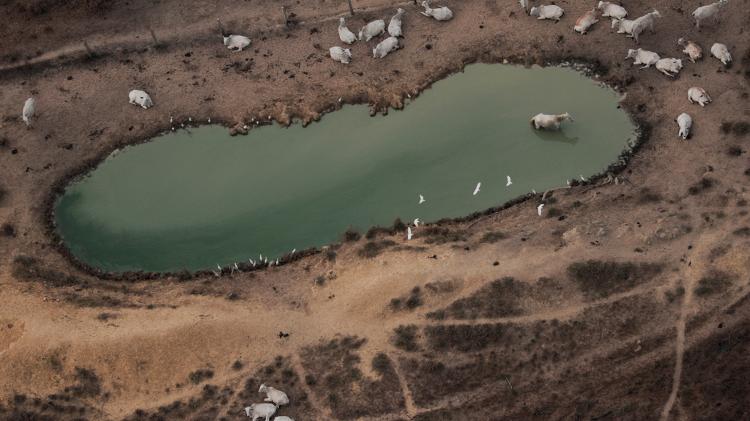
[1,0,749,419]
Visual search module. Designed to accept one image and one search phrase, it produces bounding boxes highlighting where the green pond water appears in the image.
[55,64,636,273]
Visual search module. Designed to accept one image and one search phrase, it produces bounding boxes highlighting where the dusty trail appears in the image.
[659,229,723,421]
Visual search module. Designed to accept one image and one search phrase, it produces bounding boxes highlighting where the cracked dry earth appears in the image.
[1,0,750,420]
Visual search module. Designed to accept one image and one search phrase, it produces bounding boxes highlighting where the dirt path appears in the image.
[659,228,723,421]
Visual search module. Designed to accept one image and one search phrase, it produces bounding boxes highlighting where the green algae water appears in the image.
[55,64,636,273]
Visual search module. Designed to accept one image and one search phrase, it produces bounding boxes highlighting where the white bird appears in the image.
[419,194,426,204]
[537,204,545,216]
[580,174,587,181]
[291,248,296,254]
[506,176,512,187]
[338,17,357,44]
[22,97,35,127]
[407,226,413,240]
[532,189,537,194]
[275,258,279,265]
[249,258,255,265]
[208,117,211,123]
[169,115,173,123]
[234,262,240,271]
[216,264,222,271]
[473,182,481,195]
[413,218,421,227]
[259,254,263,261]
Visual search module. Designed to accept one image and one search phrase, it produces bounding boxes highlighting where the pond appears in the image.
[55,64,636,273]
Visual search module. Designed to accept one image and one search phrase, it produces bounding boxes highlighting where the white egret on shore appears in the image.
[419,194,426,204]
[407,227,413,240]
[291,248,296,255]
[506,176,513,187]
[473,182,481,195]
[414,218,420,227]
[537,204,544,216]
[580,174,587,181]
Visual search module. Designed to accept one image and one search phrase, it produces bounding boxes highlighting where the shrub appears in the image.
[727,146,743,157]
[419,227,467,244]
[391,218,407,232]
[687,177,716,195]
[694,271,733,297]
[11,255,81,287]
[343,228,361,242]
[567,260,663,300]
[358,240,396,258]
[638,188,662,204]
[64,367,101,398]
[371,353,392,375]
[665,286,685,303]
[427,277,524,319]
[1,223,15,237]
[390,287,423,311]
[392,325,420,352]
[479,231,506,243]
[188,369,214,385]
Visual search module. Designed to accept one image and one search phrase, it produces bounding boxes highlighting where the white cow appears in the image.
[626,48,660,68]
[329,46,352,64]
[688,87,711,107]
[530,113,573,130]
[22,97,35,127]
[710,43,732,65]
[420,1,453,21]
[629,10,661,43]
[678,38,703,63]
[529,5,564,21]
[373,36,400,58]
[338,17,357,44]
[597,1,627,20]
[575,9,599,34]
[611,17,636,35]
[128,90,153,109]
[358,19,385,41]
[388,8,405,37]
[655,58,683,77]
[676,113,692,140]
[244,403,276,421]
[692,0,728,29]
[259,384,289,406]
[223,35,251,51]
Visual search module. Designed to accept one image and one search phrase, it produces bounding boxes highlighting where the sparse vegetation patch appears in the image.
[567,260,663,300]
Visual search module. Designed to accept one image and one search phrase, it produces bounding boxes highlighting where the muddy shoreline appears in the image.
[41,59,647,281]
